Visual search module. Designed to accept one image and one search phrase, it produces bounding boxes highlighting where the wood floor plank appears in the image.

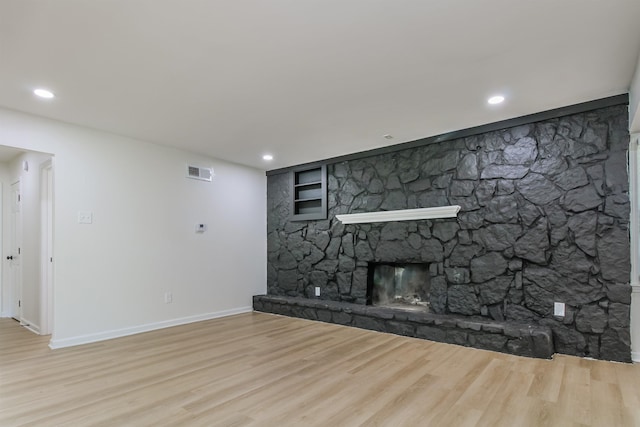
[1,313,639,426]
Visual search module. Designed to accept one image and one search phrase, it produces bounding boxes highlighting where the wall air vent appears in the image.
[186,165,214,182]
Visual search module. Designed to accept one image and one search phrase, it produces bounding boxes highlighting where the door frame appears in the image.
[40,160,54,335]
[9,179,22,322]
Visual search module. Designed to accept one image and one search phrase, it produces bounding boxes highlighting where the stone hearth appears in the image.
[254,295,555,359]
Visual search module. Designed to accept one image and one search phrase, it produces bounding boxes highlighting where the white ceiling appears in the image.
[1,1,640,171]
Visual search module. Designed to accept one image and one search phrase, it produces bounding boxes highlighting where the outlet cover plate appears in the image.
[554,302,565,317]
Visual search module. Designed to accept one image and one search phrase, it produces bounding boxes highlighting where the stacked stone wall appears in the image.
[266,105,631,361]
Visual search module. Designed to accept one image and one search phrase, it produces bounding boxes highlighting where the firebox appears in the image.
[366,263,430,311]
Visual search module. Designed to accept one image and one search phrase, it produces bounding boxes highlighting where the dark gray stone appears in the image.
[505,304,541,322]
[549,242,593,283]
[458,211,485,229]
[503,137,537,165]
[418,242,443,263]
[516,173,562,205]
[496,180,515,196]
[315,260,339,273]
[540,319,587,356]
[415,325,447,342]
[325,237,341,259]
[473,224,522,251]
[450,180,475,197]
[399,169,420,184]
[480,164,529,180]
[445,267,470,284]
[484,196,519,223]
[530,157,568,176]
[380,191,407,210]
[600,328,631,362]
[563,185,602,212]
[278,250,299,270]
[423,151,459,175]
[447,285,481,315]
[277,269,299,291]
[597,227,630,283]
[429,276,448,314]
[553,167,589,191]
[606,283,632,304]
[478,277,512,305]
[338,256,356,272]
[575,304,607,333]
[375,241,419,262]
[469,334,508,352]
[354,241,373,260]
[457,153,478,179]
[341,233,355,257]
[407,179,431,192]
[432,174,453,189]
[523,266,605,307]
[449,244,482,267]
[544,205,567,227]
[608,303,630,328]
[604,151,629,195]
[518,200,542,227]
[470,252,507,283]
[475,181,497,206]
[407,233,422,250]
[514,219,549,264]
[432,222,460,242]
[380,222,408,241]
[417,190,448,208]
[567,211,597,256]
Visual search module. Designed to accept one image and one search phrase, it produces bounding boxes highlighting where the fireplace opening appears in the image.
[367,263,430,312]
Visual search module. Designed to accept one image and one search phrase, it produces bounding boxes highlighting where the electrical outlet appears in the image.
[315,287,320,297]
[165,292,173,304]
[554,302,565,317]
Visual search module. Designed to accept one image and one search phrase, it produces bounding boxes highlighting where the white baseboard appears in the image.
[632,351,640,363]
[48,306,253,349]
[21,319,41,335]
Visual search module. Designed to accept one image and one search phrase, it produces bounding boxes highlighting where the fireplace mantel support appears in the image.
[335,205,461,224]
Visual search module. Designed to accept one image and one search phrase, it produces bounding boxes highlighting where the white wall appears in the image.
[630,53,640,132]
[0,107,267,347]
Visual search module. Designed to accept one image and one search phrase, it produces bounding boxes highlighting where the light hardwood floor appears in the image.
[1,313,639,427]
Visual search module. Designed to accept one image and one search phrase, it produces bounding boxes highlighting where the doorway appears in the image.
[8,180,22,321]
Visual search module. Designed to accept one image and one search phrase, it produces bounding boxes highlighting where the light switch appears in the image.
[78,211,93,224]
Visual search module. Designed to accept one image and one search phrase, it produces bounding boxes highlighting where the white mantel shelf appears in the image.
[335,205,461,224]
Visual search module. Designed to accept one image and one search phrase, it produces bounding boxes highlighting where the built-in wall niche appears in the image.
[291,164,327,221]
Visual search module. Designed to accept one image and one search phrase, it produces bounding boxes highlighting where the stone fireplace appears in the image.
[263,102,632,362]
[367,263,430,311]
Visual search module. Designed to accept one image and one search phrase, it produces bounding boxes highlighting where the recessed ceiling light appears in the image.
[262,154,273,161]
[383,134,393,139]
[34,88,55,99]
[487,95,505,105]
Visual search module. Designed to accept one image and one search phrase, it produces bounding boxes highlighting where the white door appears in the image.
[9,180,22,321]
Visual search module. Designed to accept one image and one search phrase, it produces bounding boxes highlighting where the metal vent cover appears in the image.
[186,165,213,182]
